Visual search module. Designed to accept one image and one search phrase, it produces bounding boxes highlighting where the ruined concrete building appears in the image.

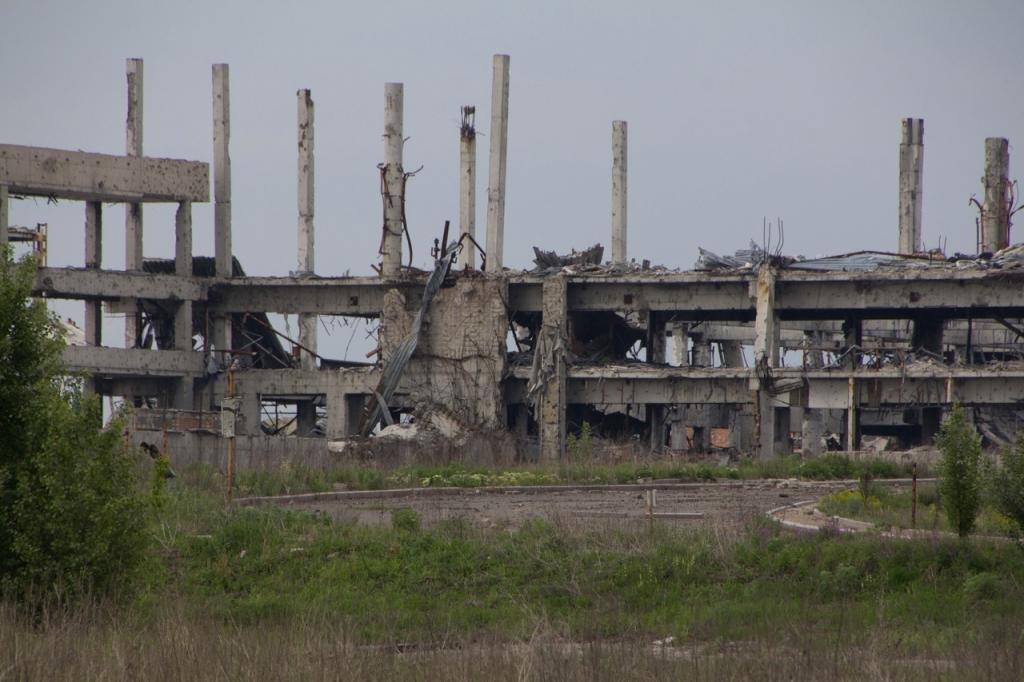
[3,56,1022,466]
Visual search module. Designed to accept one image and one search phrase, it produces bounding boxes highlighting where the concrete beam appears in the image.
[0,144,208,203]
[63,346,205,377]
[485,54,510,272]
[898,118,924,254]
[208,276,386,316]
[34,267,206,301]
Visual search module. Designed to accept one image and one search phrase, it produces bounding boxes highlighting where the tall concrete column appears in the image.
[0,184,8,246]
[981,137,1010,253]
[173,201,194,409]
[648,311,667,452]
[296,89,318,435]
[84,201,102,396]
[381,83,404,277]
[898,118,923,255]
[801,330,825,456]
[485,54,510,272]
[125,58,144,348]
[84,202,102,347]
[212,64,233,355]
[752,266,780,458]
[843,319,862,451]
[912,317,945,444]
[611,120,627,264]
[538,276,567,461]
[296,89,317,368]
[459,106,477,269]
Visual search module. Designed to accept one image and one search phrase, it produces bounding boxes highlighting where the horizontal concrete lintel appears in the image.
[228,367,379,397]
[35,267,206,301]
[64,346,205,377]
[208,277,388,316]
[0,144,209,202]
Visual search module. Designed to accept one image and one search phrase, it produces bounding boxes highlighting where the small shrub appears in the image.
[391,508,421,533]
[961,572,1004,604]
[990,436,1024,535]
[936,404,983,537]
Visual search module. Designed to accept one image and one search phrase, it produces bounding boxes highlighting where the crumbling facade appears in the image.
[3,59,1022,465]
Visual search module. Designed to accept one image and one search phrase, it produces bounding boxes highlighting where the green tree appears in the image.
[990,435,1024,535]
[935,404,983,537]
[0,249,145,602]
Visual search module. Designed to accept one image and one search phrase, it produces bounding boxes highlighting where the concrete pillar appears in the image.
[720,341,743,368]
[381,83,404,277]
[843,319,862,450]
[0,184,8,246]
[212,64,233,355]
[125,58,144,349]
[173,201,194,409]
[981,137,1010,253]
[898,118,923,255]
[611,120,627,264]
[485,54,510,272]
[296,89,317,370]
[691,334,712,367]
[459,106,477,269]
[801,330,825,456]
[912,317,945,444]
[752,266,779,458]
[84,202,102,347]
[648,312,667,452]
[83,201,102,396]
[538,276,567,461]
[296,402,317,437]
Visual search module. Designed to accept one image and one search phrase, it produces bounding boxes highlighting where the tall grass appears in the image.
[219,453,917,498]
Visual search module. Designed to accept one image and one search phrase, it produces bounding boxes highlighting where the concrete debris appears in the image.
[532,243,604,270]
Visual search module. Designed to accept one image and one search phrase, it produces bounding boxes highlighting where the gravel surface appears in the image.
[267,480,857,530]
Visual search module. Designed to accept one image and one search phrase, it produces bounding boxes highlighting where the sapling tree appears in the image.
[935,404,983,537]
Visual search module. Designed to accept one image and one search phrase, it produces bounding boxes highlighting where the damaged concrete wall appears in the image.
[381,276,508,428]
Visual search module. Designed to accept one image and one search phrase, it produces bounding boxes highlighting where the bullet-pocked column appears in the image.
[0,184,8,246]
[297,89,317,367]
[173,201,194,409]
[611,120,628,264]
[459,106,477,269]
[296,89,318,436]
[84,202,102,395]
[981,137,1010,253]
[752,266,780,458]
[485,55,510,272]
[539,276,567,461]
[125,58,144,348]
[212,64,233,356]
[898,118,923,254]
[381,83,404,277]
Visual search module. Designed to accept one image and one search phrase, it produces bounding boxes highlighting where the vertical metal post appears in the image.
[485,54,510,271]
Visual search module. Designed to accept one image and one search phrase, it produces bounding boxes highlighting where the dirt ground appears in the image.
[268,480,858,530]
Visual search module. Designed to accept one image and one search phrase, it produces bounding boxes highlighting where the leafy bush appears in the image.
[936,404,983,537]
[0,250,146,602]
[990,435,1024,535]
[391,508,421,533]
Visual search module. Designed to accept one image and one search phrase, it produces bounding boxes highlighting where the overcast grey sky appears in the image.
[3,0,1023,354]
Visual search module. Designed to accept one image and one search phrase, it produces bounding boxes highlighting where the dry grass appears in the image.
[3,601,1022,681]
